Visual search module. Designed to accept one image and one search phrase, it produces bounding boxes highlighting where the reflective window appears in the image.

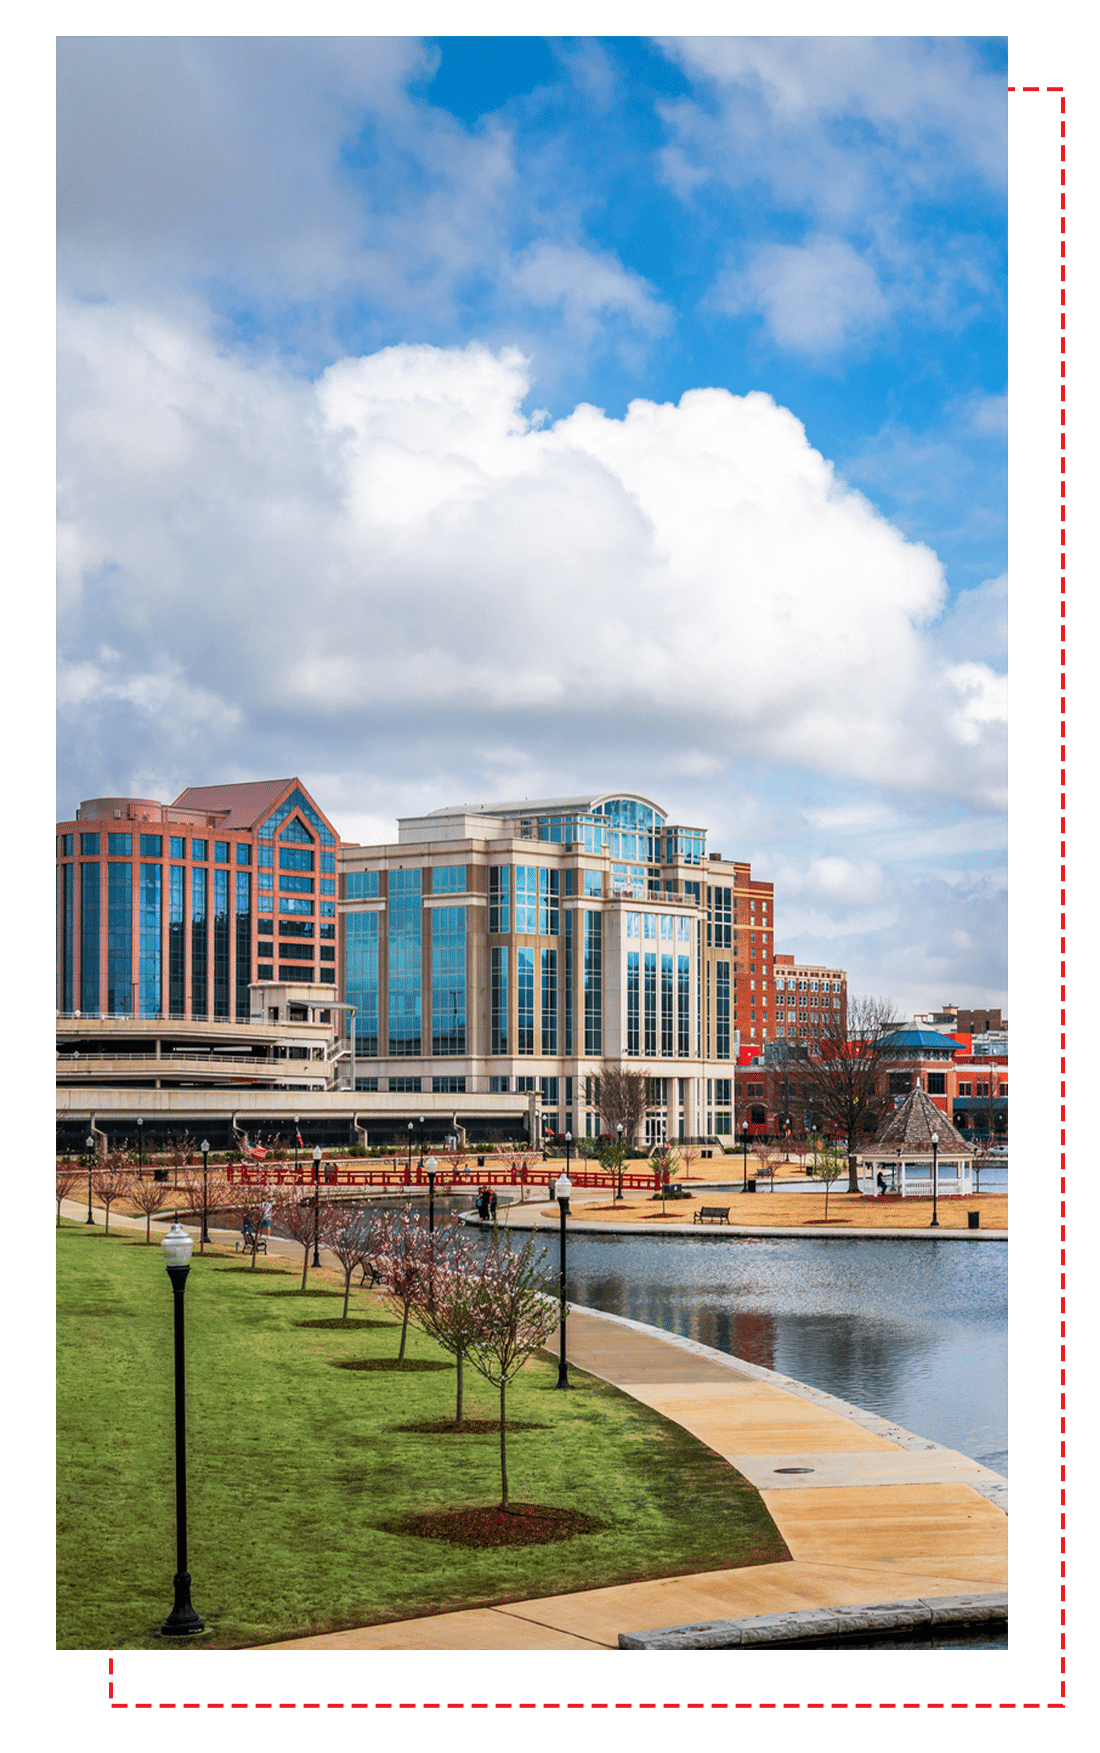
[60,834,74,857]
[59,863,74,1011]
[214,841,230,863]
[644,951,657,1055]
[191,839,207,862]
[280,848,313,871]
[168,865,185,1016]
[716,960,731,1060]
[107,862,132,1014]
[320,852,336,873]
[489,866,510,933]
[626,949,640,1056]
[168,836,184,859]
[320,879,335,894]
[388,868,422,1056]
[140,834,162,858]
[345,910,379,1057]
[80,861,100,1013]
[541,948,557,1054]
[320,901,335,916]
[388,1077,421,1093]
[258,845,273,867]
[81,833,100,856]
[583,869,602,896]
[258,788,335,846]
[278,817,313,844]
[678,954,690,1057]
[584,911,602,1055]
[538,867,558,933]
[491,946,508,1054]
[515,866,537,932]
[432,865,467,894]
[280,875,314,893]
[279,897,312,915]
[258,872,273,890]
[139,863,162,1016]
[236,844,251,865]
[517,946,535,1054]
[431,905,466,1055]
[432,1076,466,1093]
[346,871,379,899]
[191,868,207,1013]
[213,868,230,1017]
[235,871,251,1018]
[107,833,132,855]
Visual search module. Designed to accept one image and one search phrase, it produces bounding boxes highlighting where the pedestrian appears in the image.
[261,1199,273,1236]
[489,1189,498,1221]
[876,1171,887,1197]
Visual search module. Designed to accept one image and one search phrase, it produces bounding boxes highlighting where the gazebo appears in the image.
[859,1082,973,1198]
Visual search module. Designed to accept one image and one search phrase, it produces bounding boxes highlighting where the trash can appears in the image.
[968,1210,980,1229]
[746,1178,756,1193]
[477,1156,485,1167]
[153,1169,168,1183]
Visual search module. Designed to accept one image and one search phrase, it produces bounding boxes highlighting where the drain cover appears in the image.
[774,1467,815,1473]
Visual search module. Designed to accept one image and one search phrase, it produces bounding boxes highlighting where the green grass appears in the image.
[57,1220,790,1650]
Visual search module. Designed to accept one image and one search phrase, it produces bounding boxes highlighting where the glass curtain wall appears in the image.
[106,862,132,1014]
[139,863,161,1016]
[431,905,466,1054]
[388,868,422,1055]
[80,862,100,1014]
[345,911,380,1056]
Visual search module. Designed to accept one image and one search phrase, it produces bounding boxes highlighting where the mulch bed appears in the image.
[334,1358,453,1373]
[388,1501,606,1548]
[263,1288,343,1297]
[295,1317,395,1330]
[395,1417,548,1435]
[215,1266,295,1275]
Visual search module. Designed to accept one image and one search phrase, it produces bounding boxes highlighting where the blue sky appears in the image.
[57,35,1008,1014]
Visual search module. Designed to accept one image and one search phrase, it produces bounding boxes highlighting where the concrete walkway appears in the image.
[62,1199,1007,1651]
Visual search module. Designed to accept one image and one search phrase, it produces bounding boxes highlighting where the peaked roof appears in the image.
[171,779,297,832]
[873,1084,969,1150]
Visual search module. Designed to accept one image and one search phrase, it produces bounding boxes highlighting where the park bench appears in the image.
[693,1205,731,1225]
[357,1256,381,1287]
[234,1220,267,1255]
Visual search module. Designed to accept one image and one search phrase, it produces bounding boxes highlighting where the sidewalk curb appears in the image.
[618,1592,1009,1649]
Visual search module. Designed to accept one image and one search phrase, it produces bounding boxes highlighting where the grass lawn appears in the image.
[57,1220,789,1650]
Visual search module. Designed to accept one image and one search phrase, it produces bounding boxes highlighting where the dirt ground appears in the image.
[537,1186,1008,1232]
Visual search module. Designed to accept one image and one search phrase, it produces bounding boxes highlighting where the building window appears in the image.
[139,834,162,858]
[107,833,132,856]
[643,951,657,1055]
[81,833,100,855]
[80,861,100,1013]
[387,868,422,1056]
[345,910,379,1057]
[432,865,467,894]
[583,870,602,897]
[191,839,207,862]
[541,948,558,1054]
[107,861,132,1014]
[235,871,251,1018]
[677,954,690,1057]
[280,848,313,872]
[278,941,314,961]
[138,863,161,1017]
[517,946,535,1053]
[431,1075,466,1093]
[280,874,314,893]
[191,867,207,1015]
[564,921,574,1055]
[279,897,312,915]
[583,912,602,1054]
[59,862,74,1012]
[258,787,335,847]
[257,963,273,981]
[661,952,674,1057]
[213,868,230,1017]
[388,1076,421,1093]
[708,885,731,947]
[214,841,230,863]
[489,866,510,933]
[431,904,466,1055]
[538,867,559,934]
[235,843,251,865]
[346,870,379,899]
[626,950,640,1056]
[489,1075,510,1093]
[715,960,730,1060]
[927,1072,947,1095]
[512,865,537,933]
[491,946,509,1054]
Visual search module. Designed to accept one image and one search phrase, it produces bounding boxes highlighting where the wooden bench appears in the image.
[693,1205,731,1225]
[234,1221,267,1255]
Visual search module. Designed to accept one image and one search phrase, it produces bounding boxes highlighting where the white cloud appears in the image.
[57,311,1006,818]
[711,235,887,356]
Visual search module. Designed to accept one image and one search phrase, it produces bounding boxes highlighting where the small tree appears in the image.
[677,1139,700,1182]
[273,1191,323,1291]
[800,995,903,1191]
[127,1173,172,1244]
[806,1143,846,1221]
[463,1232,563,1507]
[181,1164,229,1255]
[376,1211,435,1362]
[597,1064,649,1150]
[411,1229,484,1426]
[56,1165,82,1226]
[229,1174,276,1269]
[91,1161,133,1236]
[325,1204,384,1319]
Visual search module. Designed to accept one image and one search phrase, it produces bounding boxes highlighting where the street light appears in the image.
[741,1121,750,1193]
[160,1220,205,1636]
[553,1170,572,1390]
[417,1115,426,1168]
[312,1145,323,1266]
[293,1116,300,1178]
[85,1134,96,1224]
[929,1131,940,1229]
[615,1123,625,1201]
[200,1139,211,1249]
[426,1155,438,1232]
[136,1115,144,1180]
[407,1121,414,1180]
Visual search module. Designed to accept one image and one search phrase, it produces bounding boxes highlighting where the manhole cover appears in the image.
[773,1467,815,1474]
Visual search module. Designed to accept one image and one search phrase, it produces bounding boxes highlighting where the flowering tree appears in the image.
[411,1229,485,1426]
[181,1164,230,1255]
[127,1172,173,1243]
[325,1204,386,1319]
[228,1174,276,1269]
[463,1233,562,1507]
[91,1161,134,1236]
[273,1191,324,1290]
[375,1212,453,1363]
[55,1165,82,1226]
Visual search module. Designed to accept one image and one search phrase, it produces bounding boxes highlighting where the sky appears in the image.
[56,34,1009,1017]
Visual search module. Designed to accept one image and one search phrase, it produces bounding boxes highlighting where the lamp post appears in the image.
[417,1114,426,1168]
[293,1116,300,1179]
[85,1134,96,1224]
[929,1131,940,1229]
[160,1220,205,1636]
[200,1139,211,1249]
[553,1170,572,1389]
[137,1115,144,1180]
[426,1155,438,1232]
[741,1121,750,1193]
[407,1121,414,1180]
[312,1145,323,1266]
[615,1122,625,1201]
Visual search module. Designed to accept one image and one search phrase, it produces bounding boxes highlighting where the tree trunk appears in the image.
[455,1348,464,1426]
[300,1242,310,1291]
[499,1379,508,1507]
[824,1180,830,1221]
[342,1269,351,1320]
[398,1301,409,1363]
[846,1143,860,1193]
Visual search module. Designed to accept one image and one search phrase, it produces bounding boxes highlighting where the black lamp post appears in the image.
[160,1220,205,1636]
[312,1145,323,1266]
[293,1116,300,1179]
[417,1114,426,1168]
[615,1122,625,1200]
[741,1121,750,1192]
[85,1134,96,1224]
[929,1131,940,1229]
[407,1120,414,1179]
[426,1155,438,1232]
[553,1169,572,1389]
[200,1138,211,1249]
[137,1116,144,1180]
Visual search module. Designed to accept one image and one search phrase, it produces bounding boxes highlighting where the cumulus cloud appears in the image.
[57,311,1006,826]
[711,235,887,356]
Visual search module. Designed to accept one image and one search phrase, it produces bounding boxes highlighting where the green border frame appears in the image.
[15,3,1094,1738]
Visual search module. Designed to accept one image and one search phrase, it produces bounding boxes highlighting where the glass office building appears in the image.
[57,779,340,1020]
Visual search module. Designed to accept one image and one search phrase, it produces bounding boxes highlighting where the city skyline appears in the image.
[57,36,1008,1017]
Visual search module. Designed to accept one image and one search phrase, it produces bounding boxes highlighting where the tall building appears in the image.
[339,792,774,1143]
[770,954,848,1046]
[56,779,340,1020]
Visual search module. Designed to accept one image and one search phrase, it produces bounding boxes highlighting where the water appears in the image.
[543,1232,1008,1476]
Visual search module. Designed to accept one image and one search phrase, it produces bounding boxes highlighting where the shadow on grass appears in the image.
[383,1502,607,1547]
[215,1266,296,1275]
[263,1287,344,1297]
[392,1417,550,1435]
[295,1317,396,1330]
[334,1358,453,1373]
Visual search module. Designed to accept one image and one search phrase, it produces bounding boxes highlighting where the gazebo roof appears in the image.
[872,1084,969,1151]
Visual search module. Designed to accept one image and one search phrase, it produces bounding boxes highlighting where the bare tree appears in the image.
[806,1143,846,1221]
[91,1161,133,1236]
[128,1174,173,1243]
[677,1139,700,1182]
[595,1065,649,1150]
[180,1165,229,1255]
[56,1165,82,1226]
[463,1232,563,1507]
[799,994,902,1192]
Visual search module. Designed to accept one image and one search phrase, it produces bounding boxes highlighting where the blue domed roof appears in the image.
[880,1029,960,1055]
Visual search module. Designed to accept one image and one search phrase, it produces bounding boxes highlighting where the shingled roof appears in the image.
[872,1083,969,1150]
[170,779,297,832]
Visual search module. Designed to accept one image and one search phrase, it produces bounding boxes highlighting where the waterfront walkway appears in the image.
[62,1198,1007,1651]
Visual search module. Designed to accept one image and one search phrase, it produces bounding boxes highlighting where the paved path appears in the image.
[62,1199,1007,1651]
